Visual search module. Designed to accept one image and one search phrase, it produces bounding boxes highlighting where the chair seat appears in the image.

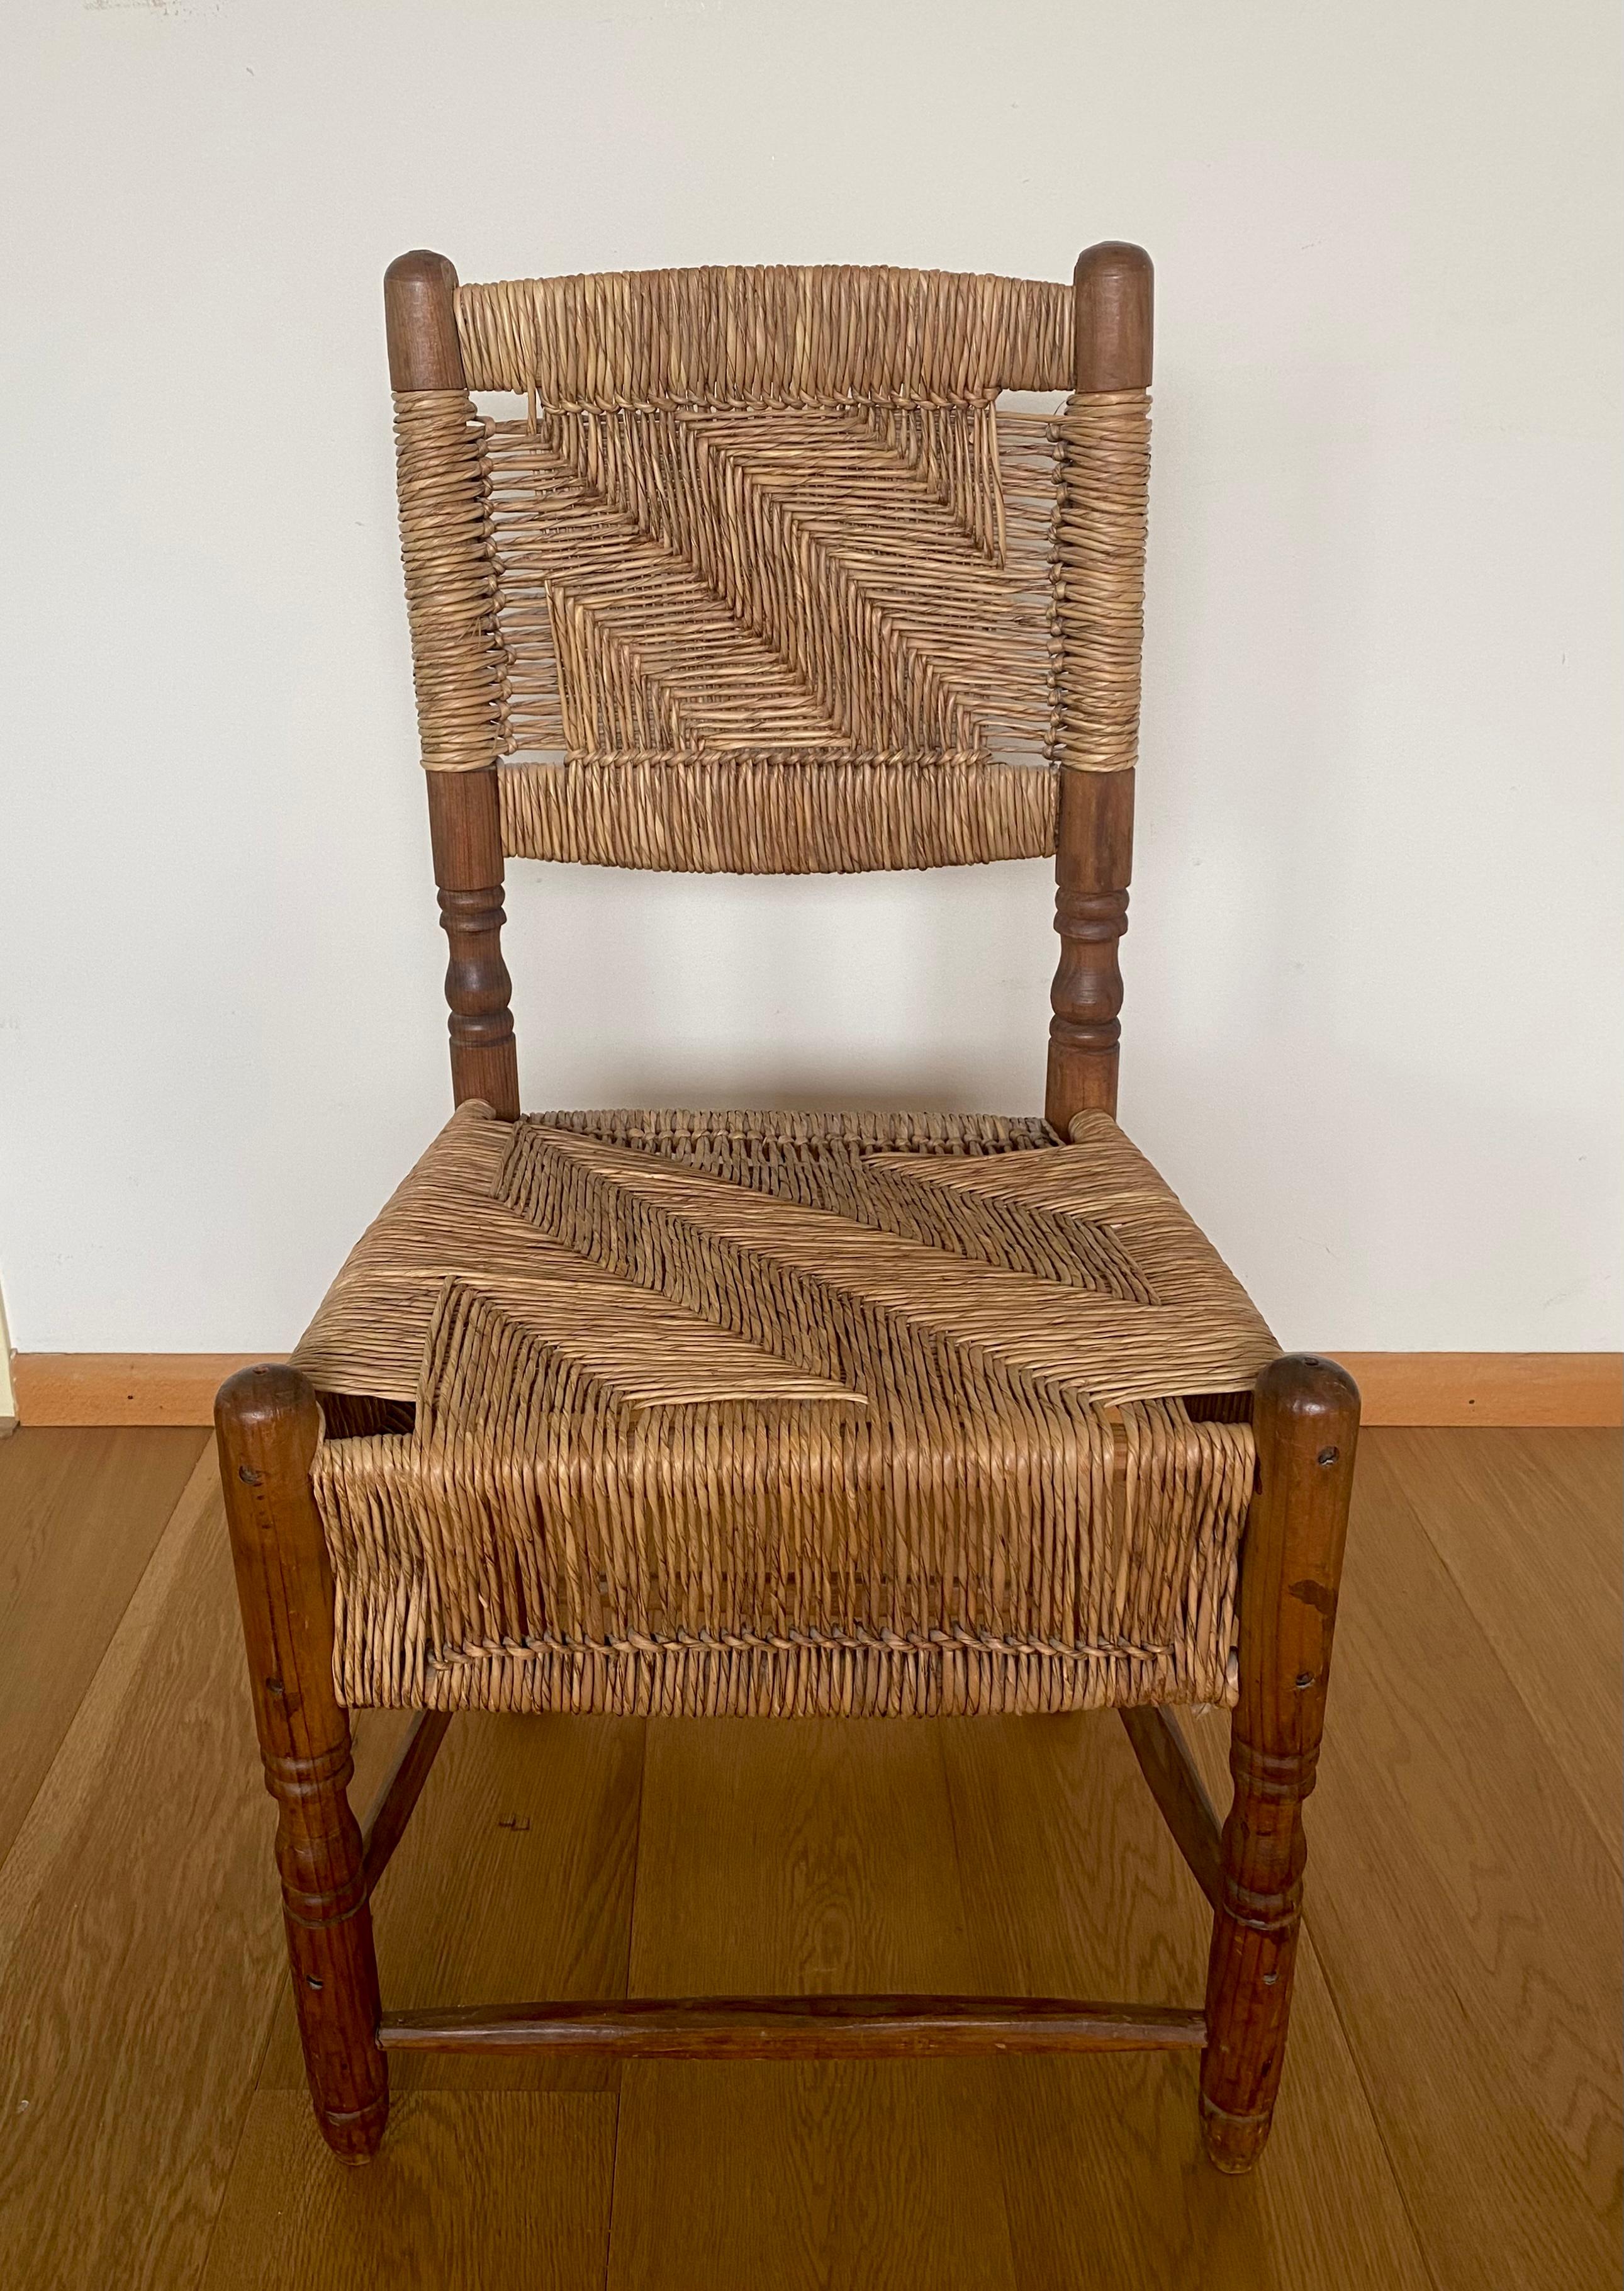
[291,1102,1277,1720]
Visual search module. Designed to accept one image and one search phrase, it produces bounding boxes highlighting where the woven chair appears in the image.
[216,244,1359,2174]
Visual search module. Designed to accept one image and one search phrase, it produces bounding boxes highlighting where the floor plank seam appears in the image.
[193,1977,290,2291]
[932,1720,1025,2290]
[172,1443,309,2291]
[0,1431,210,1888]
[602,1720,648,2287]
[598,2087,622,2291]
[1396,1452,1624,1883]
[3,1429,1614,2285]
[1296,1915,1447,2291]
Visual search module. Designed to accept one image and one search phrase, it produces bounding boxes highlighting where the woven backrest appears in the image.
[391,264,1149,874]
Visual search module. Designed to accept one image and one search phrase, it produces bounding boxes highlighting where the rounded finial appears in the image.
[1073,243,1153,392]
[383,250,464,391]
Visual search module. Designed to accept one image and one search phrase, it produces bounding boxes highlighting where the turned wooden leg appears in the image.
[216,1364,388,2164]
[1200,1353,1360,2171]
[1046,767,1133,1132]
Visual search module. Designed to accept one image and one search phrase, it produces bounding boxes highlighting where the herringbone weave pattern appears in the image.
[292,1103,1274,1718]
[389,264,1149,872]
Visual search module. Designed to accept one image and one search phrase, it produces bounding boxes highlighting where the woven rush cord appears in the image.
[453,264,1074,407]
[389,263,1149,866]
[488,402,1033,750]
[498,751,1059,874]
[393,390,507,772]
[1055,388,1151,774]
[479,397,1067,870]
[294,1104,1274,1719]
[391,386,1069,863]
[489,403,1061,760]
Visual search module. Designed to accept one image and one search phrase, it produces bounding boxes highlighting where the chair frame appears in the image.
[215,243,1359,2173]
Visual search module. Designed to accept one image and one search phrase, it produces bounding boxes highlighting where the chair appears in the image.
[216,244,1359,2173]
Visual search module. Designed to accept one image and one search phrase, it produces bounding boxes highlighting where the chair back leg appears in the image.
[217,1365,388,2164]
[1201,1354,1360,2170]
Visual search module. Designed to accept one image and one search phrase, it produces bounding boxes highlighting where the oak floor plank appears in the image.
[1365,1429,1622,1866]
[259,1713,644,2097]
[1182,1432,1622,2291]
[0,1451,289,2291]
[0,1426,1615,2287]
[198,2091,616,2290]
[606,1718,1019,2290]
[0,1427,207,1864]
[942,1711,1433,2291]
[1526,1424,1624,1519]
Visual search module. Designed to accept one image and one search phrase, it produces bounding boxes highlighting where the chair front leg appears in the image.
[1201,1353,1359,2171]
[217,1365,388,2164]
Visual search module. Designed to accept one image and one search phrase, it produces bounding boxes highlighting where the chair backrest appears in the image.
[383,247,1153,1131]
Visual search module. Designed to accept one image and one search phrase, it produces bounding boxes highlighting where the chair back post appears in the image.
[1045,242,1153,1133]
[384,250,520,1118]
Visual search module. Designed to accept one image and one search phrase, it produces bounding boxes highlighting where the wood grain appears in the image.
[386,246,522,1120]
[0,1427,205,1863]
[198,2090,615,2290]
[259,1712,643,2098]
[1073,240,1154,394]
[360,1710,452,1893]
[380,1993,1206,2059]
[0,1451,291,2291]
[1047,768,1134,1129]
[1182,1431,1623,2291]
[13,1355,283,1427]
[941,1711,1433,2290]
[607,1718,1021,2290]
[1333,1351,1623,1426]
[425,769,521,1118]
[216,1366,388,2158]
[0,1427,1616,2285]
[19,1350,1617,1426]
[383,249,463,395]
[1119,1706,1223,1909]
[1360,1429,1621,1868]
[1201,1355,1360,2168]
[1043,242,1151,1133]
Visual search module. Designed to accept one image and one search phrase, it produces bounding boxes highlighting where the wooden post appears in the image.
[1047,770,1134,1129]
[1046,242,1152,1134]
[426,770,520,1118]
[384,249,520,1120]
[216,1365,388,2164]
[1201,1353,1360,2171]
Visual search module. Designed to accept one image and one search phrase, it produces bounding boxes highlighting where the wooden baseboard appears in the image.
[1331,1353,1621,1428]
[9,1351,1621,1430]
[11,1354,288,1429]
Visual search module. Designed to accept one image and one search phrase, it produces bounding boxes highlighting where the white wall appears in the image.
[1,0,1619,1356]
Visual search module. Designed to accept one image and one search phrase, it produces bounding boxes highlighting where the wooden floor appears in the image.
[0,1428,1618,2288]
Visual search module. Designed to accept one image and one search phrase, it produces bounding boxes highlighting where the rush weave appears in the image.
[388,263,1149,872]
[291,1103,1274,1719]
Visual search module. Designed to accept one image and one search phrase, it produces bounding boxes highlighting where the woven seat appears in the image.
[291,1102,1275,1718]
[215,242,1362,2175]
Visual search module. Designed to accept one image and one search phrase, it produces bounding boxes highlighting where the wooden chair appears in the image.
[216,244,1359,2174]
